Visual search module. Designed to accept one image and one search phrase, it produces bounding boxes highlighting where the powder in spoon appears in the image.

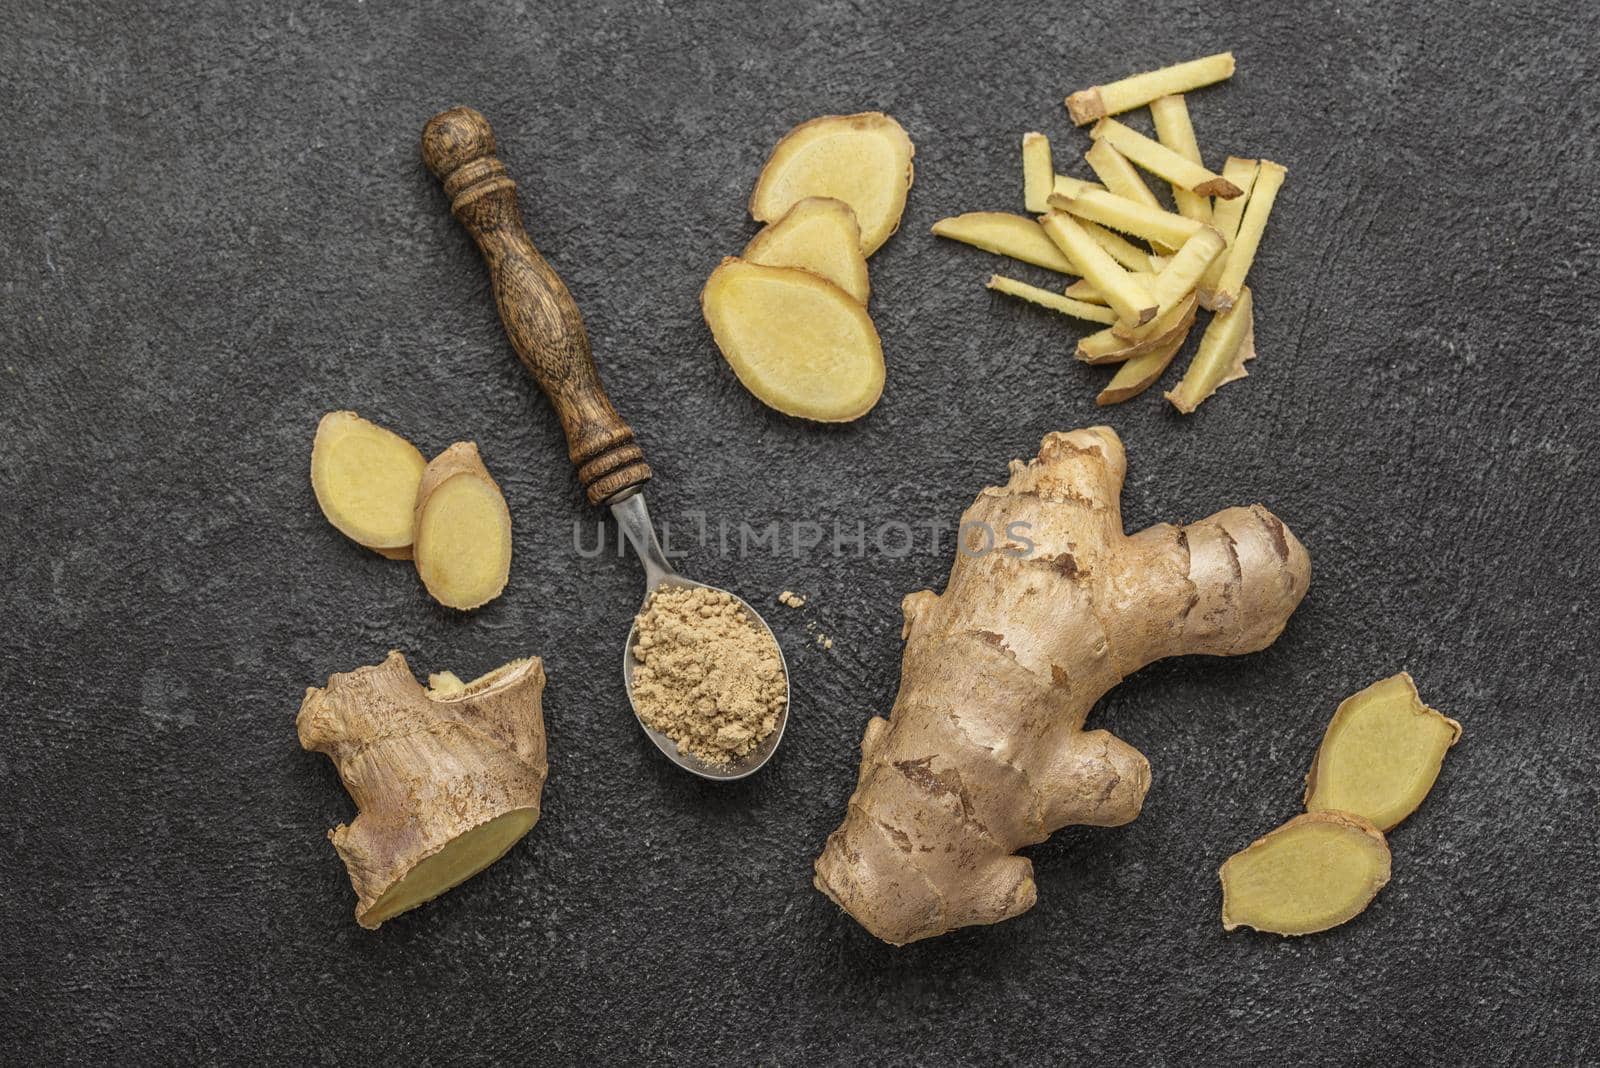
[630,585,785,765]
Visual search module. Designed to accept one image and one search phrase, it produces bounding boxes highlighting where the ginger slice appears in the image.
[1091,118,1241,198]
[1078,292,1197,364]
[413,442,514,611]
[1149,94,1213,224]
[1083,220,1156,274]
[1048,189,1204,250]
[1165,286,1255,413]
[701,257,884,422]
[1096,319,1192,405]
[749,112,914,257]
[310,411,427,558]
[1052,173,1104,199]
[1022,132,1054,213]
[1198,157,1261,303]
[1040,211,1155,325]
[1219,812,1391,936]
[1063,273,1158,305]
[1111,226,1224,338]
[1082,139,1174,254]
[1305,673,1462,831]
[931,212,1076,274]
[743,196,871,304]
[1066,52,1236,125]
[987,275,1118,324]
[1211,160,1286,310]
[298,651,548,929]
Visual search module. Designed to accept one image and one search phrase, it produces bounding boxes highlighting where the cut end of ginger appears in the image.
[1305,673,1462,832]
[743,196,870,304]
[748,112,914,257]
[413,441,514,611]
[311,411,427,555]
[701,257,884,422]
[1220,811,1392,936]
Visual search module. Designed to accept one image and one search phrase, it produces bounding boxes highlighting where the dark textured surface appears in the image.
[2,1,1596,1063]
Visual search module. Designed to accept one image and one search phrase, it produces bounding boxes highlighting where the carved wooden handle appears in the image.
[421,106,650,506]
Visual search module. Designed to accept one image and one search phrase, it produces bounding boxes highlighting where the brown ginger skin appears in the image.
[813,427,1312,945]
[297,651,548,928]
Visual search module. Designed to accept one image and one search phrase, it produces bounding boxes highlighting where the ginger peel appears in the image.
[297,651,548,929]
[813,427,1311,945]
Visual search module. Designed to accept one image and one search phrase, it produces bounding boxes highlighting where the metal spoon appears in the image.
[422,106,790,780]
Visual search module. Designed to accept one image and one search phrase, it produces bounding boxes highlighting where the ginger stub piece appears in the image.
[987,275,1117,324]
[413,442,514,611]
[814,427,1311,944]
[931,212,1076,274]
[311,411,427,559]
[1304,673,1462,831]
[1066,52,1236,125]
[298,651,548,929]
[743,196,870,305]
[1149,94,1212,224]
[1022,132,1054,213]
[1091,118,1242,198]
[1039,211,1156,325]
[749,112,914,257]
[1166,286,1255,413]
[701,258,884,422]
[1220,812,1391,936]
[1212,160,1287,310]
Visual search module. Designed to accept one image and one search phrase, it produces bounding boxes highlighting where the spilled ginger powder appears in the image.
[631,585,785,765]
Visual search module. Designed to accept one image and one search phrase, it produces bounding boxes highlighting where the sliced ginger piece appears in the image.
[743,196,871,304]
[1096,318,1191,405]
[1166,286,1255,413]
[311,411,427,559]
[1220,811,1391,936]
[298,651,547,929]
[1078,291,1197,364]
[1199,157,1261,303]
[701,257,884,422]
[1066,52,1236,125]
[1083,139,1174,254]
[1305,673,1462,831]
[1091,118,1242,198]
[987,275,1117,324]
[1022,132,1054,213]
[1039,211,1155,326]
[1083,220,1156,274]
[1149,94,1213,224]
[1064,273,1159,305]
[1112,226,1224,338]
[1048,189,1204,250]
[1212,160,1286,310]
[931,212,1076,274]
[1052,173,1104,199]
[749,112,914,256]
[413,442,514,611]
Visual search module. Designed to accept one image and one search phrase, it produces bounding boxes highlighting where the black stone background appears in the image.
[2,0,1596,1063]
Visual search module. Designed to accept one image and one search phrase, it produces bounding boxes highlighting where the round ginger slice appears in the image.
[413,442,513,610]
[743,196,871,304]
[701,257,885,422]
[749,113,914,257]
[1219,811,1392,936]
[310,411,427,558]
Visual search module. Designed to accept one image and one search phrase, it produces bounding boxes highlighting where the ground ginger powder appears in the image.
[630,585,786,765]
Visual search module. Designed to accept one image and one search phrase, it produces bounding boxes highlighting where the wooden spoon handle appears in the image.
[421,106,650,506]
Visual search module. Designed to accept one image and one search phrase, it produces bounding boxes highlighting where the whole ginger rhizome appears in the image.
[631,586,786,765]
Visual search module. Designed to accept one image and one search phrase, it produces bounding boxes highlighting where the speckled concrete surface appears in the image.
[2,1,1596,1063]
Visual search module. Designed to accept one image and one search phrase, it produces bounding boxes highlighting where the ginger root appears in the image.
[813,427,1311,944]
[297,651,548,929]
[1304,673,1461,831]
[749,112,914,257]
[310,411,427,559]
[412,442,514,611]
[1219,811,1391,936]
